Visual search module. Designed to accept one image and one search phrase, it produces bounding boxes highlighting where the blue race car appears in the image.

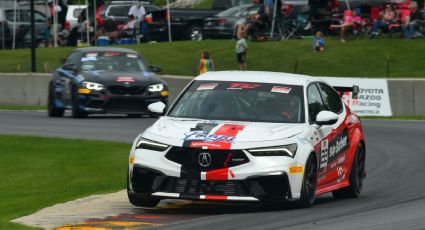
[48,47,169,118]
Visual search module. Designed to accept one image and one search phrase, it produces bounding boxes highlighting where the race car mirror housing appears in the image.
[316,110,339,126]
[148,101,166,115]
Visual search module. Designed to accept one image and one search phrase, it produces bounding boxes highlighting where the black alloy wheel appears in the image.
[298,154,317,208]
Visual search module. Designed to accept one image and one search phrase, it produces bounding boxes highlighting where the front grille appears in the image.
[108,85,146,95]
[160,178,248,196]
[106,99,147,112]
[165,147,249,172]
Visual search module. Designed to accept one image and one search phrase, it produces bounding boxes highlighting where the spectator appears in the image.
[369,2,397,37]
[0,21,11,48]
[403,1,424,38]
[118,15,136,38]
[198,50,215,75]
[331,10,362,42]
[236,33,248,70]
[313,31,325,52]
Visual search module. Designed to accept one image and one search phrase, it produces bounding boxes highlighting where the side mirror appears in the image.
[148,101,166,115]
[150,65,162,73]
[316,111,339,126]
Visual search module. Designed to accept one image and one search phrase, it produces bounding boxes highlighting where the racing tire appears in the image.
[47,89,64,117]
[297,153,317,208]
[127,174,160,208]
[332,143,365,199]
[71,87,87,118]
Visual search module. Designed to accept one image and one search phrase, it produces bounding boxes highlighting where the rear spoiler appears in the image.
[334,85,359,99]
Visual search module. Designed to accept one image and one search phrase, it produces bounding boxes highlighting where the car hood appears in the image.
[144,117,305,147]
[79,71,163,86]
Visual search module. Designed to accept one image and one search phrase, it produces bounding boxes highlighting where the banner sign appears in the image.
[319,77,392,116]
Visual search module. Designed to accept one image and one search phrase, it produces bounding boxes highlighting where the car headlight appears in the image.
[148,83,164,92]
[82,81,104,91]
[247,144,297,157]
[136,138,169,151]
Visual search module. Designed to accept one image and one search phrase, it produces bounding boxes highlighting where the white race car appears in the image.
[127,71,366,208]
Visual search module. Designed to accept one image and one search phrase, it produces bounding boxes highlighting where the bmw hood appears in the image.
[143,117,305,148]
[79,71,163,86]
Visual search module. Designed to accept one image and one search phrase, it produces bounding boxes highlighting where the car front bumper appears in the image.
[77,93,167,114]
[129,165,292,202]
[128,146,305,202]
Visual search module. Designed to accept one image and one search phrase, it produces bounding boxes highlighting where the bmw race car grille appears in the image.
[165,147,249,172]
[108,86,146,95]
[106,99,147,112]
[160,178,249,196]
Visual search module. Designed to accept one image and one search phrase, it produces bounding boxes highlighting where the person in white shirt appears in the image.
[119,15,136,38]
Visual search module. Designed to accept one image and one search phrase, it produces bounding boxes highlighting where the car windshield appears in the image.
[168,81,305,123]
[80,52,148,72]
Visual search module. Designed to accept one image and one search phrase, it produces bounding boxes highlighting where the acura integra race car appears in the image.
[127,71,366,208]
[48,47,168,118]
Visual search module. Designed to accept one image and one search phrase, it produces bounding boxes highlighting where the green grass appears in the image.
[1,39,425,77]
[0,105,46,110]
[0,135,130,229]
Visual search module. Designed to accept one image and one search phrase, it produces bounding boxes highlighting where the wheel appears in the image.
[71,87,87,118]
[47,88,64,117]
[127,173,160,207]
[332,143,365,199]
[297,153,317,208]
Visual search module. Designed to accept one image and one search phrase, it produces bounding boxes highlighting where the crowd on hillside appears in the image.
[1,0,425,50]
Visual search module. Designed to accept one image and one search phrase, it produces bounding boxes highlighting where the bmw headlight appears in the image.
[82,81,104,91]
[247,144,298,157]
[136,138,169,151]
[148,83,164,92]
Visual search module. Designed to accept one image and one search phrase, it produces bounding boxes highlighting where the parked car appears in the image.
[66,5,87,30]
[127,71,366,208]
[203,4,260,39]
[0,8,48,48]
[48,47,168,118]
[148,8,222,41]
[96,1,160,28]
[211,0,253,10]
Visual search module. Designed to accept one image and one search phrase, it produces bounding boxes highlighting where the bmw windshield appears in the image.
[80,52,148,72]
[168,81,305,123]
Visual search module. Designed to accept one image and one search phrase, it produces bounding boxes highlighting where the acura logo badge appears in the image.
[198,152,212,167]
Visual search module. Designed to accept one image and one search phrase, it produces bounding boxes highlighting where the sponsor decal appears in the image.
[289,165,303,174]
[85,53,98,57]
[297,136,309,145]
[319,129,349,173]
[103,52,121,57]
[227,83,261,90]
[126,54,138,58]
[336,165,345,182]
[183,131,235,143]
[116,76,136,83]
[271,86,292,94]
[81,57,97,62]
[197,83,218,91]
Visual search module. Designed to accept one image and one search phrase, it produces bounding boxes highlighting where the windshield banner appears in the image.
[320,77,392,116]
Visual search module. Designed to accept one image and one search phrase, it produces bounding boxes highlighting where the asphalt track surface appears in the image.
[2,110,425,229]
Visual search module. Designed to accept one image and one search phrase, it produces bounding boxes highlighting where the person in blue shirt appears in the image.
[313,31,325,52]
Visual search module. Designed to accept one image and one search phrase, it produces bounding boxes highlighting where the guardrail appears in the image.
[0,73,424,116]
